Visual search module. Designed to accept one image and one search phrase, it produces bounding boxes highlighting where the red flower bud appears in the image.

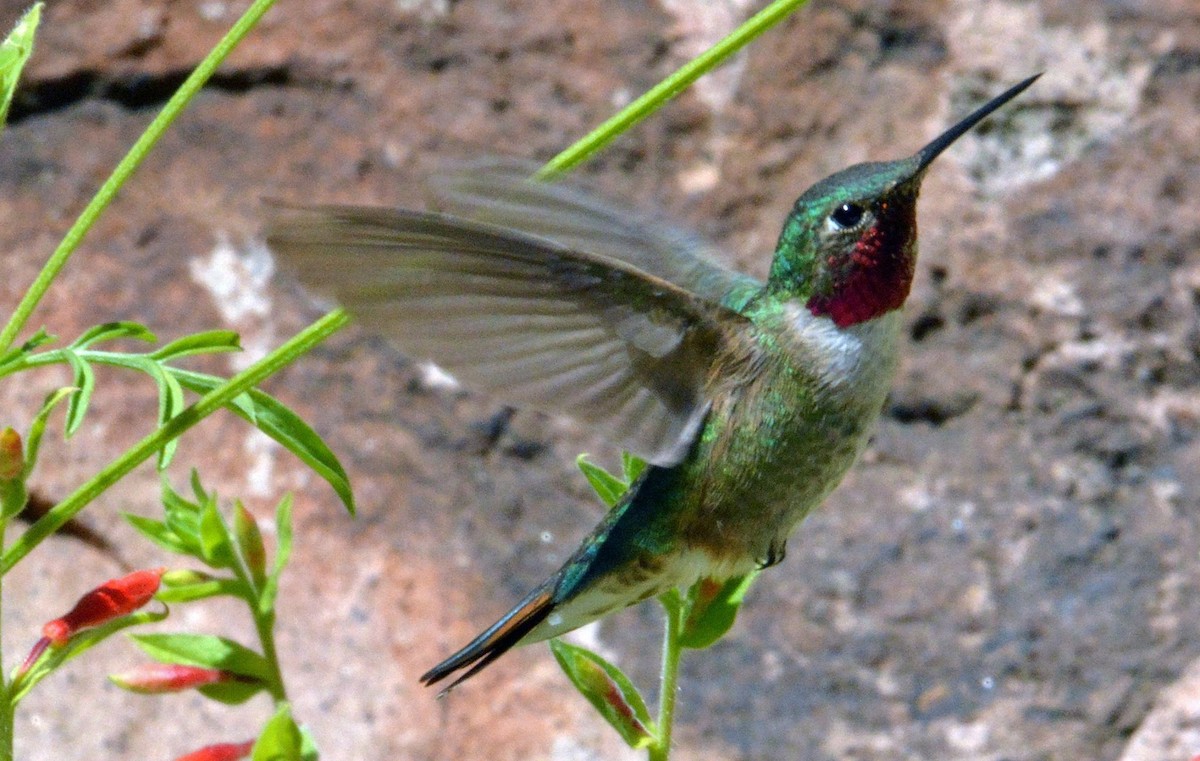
[172,740,255,761]
[42,568,166,646]
[0,428,23,480]
[111,663,230,694]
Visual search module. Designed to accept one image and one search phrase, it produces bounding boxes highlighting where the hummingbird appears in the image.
[267,75,1038,692]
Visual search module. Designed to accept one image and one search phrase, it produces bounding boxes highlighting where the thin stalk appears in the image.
[0,0,280,353]
[0,308,350,575]
[537,0,811,178]
[254,611,288,704]
[0,521,9,761]
[651,591,686,761]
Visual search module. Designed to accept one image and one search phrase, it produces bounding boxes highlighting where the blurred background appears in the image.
[0,0,1197,758]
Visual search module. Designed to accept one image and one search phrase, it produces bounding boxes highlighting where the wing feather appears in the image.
[267,203,752,465]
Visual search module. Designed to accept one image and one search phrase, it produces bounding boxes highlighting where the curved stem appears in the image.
[0,0,280,353]
[0,520,10,761]
[537,0,811,179]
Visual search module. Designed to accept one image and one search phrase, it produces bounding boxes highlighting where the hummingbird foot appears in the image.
[420,582,555,695]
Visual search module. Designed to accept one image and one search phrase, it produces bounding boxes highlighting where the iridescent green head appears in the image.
[767,75,1039,328]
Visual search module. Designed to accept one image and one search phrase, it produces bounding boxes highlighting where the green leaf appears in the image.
[70,321,156,350]
[621,451,647,483]
[0,3,40,129]
[199,678,267,706]
[24,387,75,476]
[62,350,94,436]
[299,726,320,761]
[190,468,211,504]
[576,454,628,507]
[260,494,293,615]
[549,639,656,749]
[199,496,236,569]
[0,327,55,368]
[144,361,186,468]
[160,478,205,557]
[155,576,242,603]
[172,369,354,514]
[679,572,759,650]
[253,703,304,761]
[123,513,190,554]
[150,329,241,361]
[129,633,271,681]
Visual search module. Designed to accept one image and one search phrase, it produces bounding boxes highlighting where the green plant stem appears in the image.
[0,308,350,575]
[0,0,279,354]
[536,0,811,178]
[226,517,288,703]
[254,611,288,704]
[651,591,686,761]
[0,520,10,761]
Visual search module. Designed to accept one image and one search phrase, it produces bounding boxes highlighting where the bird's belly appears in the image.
[679,312,901,566]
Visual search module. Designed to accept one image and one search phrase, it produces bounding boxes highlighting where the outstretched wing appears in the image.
[267,205,751,466]
[428,159,761,306]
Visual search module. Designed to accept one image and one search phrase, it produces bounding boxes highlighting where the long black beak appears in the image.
[914,74,1040,173]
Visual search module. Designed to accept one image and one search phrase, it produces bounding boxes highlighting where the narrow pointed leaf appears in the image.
[145,361,187,468]
[199,679,268,706]
[24,386,75,475]
[123,513,190,554]
[199,498,236,569]
[549,639,656,749]
[260,494,293,615]
[621,451,647,483]
[129,633,271,681]
[576,455,628,507]
[150,330,242,361]
[679,571,759,650]
[160,479,205,556]
[0,327,55,368]
[171,369,353,514]
[190,468,213,504]
[0,3,40,128]
[62,350,94,436]
[155,576,242,603]
[70,321,156,349]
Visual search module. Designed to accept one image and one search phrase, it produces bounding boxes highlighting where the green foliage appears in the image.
[679,572,760,650]
[0,4,39,128]
[114,473,300,712]
[252,704,317,761]
[550,640,656,749]
[0,322,352,509]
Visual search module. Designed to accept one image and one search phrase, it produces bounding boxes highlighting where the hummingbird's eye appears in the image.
[830,202,865,229]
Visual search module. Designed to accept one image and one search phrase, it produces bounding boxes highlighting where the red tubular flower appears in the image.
[172,740,255,761]
[42,567,166,646]
[18,568,167,676]
[111,663,230,694]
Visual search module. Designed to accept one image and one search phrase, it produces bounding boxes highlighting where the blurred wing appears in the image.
[428,159,761,306]
[266,205,752,466]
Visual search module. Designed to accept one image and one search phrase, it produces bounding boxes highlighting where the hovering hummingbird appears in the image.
[267,75,1038,692]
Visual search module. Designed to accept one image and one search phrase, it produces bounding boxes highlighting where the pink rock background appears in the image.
[0,0,1198,758]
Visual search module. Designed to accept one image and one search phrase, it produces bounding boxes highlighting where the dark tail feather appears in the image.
[420,582,556,695]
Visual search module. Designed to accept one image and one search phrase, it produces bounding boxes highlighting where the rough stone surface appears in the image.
[0,1,1198,759]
